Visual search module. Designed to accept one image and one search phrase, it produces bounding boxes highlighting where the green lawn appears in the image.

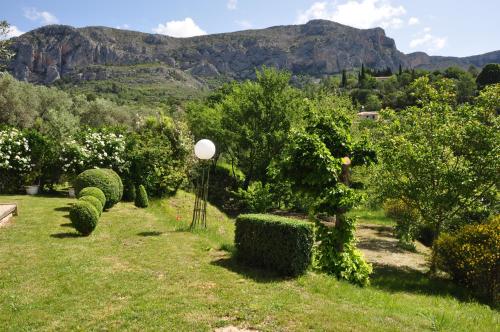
[0,192,498,331]
[347,205,394,225]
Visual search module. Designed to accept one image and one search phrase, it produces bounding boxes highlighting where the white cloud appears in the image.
[423,26,431,32]
[1,25,24,40]
[408,17,419,25]
[235,20,253,29]
[381,17,403,29]
[296,0,406,29]
[227,0,237,10]
[409,30,447,52]
[153,18,207,38]
[24,7,59,25]
[115,24,130,30]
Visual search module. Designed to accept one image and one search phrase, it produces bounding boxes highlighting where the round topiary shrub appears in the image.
[69,200,99,236]
[135,185,149,208]
[79,195,103,216]
[122,181,136,202]
[103,169,123,201]
[77,187,106,207]
[74,168,122,209]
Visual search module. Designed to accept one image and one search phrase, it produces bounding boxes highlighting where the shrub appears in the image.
[69,200,99,235]
[204,163,243,214]
[102,168,123,201]
[235,214,314,276]
[79,195,103,215]
[77,187,106,207]
[126,115,193,198]
[433,216,500,304]
[313,216,373,287]
[417,224,436,247]
[232,181,275,213]
[74,168,122,209]
[383,199,419,249]
[122,181,136,202]
[135,185,149,208]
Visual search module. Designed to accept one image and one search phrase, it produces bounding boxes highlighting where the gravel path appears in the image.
[356,223,430,272]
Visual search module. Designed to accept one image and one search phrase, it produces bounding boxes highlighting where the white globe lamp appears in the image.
[191,139,216,230]
[194,139,216,160]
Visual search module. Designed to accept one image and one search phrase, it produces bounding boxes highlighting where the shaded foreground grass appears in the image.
[0,193,498,331]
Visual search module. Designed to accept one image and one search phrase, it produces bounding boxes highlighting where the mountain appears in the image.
[7,20,500,85]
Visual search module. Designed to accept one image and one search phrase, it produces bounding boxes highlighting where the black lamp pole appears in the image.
[190,161,210,229]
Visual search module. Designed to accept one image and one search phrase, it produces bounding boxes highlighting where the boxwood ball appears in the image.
[74,168,123,209]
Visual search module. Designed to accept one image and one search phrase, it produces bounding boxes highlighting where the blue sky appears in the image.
[1,0,499,57]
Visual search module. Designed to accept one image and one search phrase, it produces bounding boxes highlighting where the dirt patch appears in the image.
[356,223,430,272]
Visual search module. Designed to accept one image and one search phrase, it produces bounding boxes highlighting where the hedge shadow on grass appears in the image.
[137,231,163,237]
[50,232,84,239]
[60,223,73,227]
[54,206,72,212]
[211,256,292,283]
[370,264,474,303]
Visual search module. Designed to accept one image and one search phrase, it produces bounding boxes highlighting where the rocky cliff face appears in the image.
[7,20,500,84]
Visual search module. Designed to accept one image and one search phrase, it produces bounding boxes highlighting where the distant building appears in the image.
[357,111,379,121]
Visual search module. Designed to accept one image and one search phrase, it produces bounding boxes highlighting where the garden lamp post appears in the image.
[190,139,216,229]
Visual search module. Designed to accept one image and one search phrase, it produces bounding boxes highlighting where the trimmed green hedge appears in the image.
[77,187,106,207]
[79,195,103,216]
[69,200,99,236]
[74,169,122,209]
[235,214,314,276]
[135,185,149,208]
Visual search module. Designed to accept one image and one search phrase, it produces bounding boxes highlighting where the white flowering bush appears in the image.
[0,128,32,172]
[60,131,127,179]
[0,128,33,192]
[84,131,127,171]
[60,139,89,177]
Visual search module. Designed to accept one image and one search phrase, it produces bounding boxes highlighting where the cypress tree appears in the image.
[135,185,149,208]
[341,69,347,87]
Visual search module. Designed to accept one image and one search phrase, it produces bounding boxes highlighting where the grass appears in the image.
[347,205,395,225]
[0,192,498,331]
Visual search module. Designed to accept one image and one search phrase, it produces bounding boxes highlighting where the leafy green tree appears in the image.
[0,21,15,71]
[185,100,225,162]
[442,67,477,103]
[373,77,499,257]
[364,94,382,112]
[126,114,194,197]
[476,63,500,88]
[467,65,479,78]
[277,95,372,286]
[219,66,303,188]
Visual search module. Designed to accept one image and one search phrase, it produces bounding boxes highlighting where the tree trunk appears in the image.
[429,221,442,274]
[335,158,351,253]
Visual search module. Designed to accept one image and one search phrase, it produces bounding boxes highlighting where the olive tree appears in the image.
[0,21,15,71]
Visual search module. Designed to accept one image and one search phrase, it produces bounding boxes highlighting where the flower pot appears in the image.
[68,187,76,198]
[25,185,39,195]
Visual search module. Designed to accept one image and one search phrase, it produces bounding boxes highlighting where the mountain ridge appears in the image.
[7,20,500,85]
